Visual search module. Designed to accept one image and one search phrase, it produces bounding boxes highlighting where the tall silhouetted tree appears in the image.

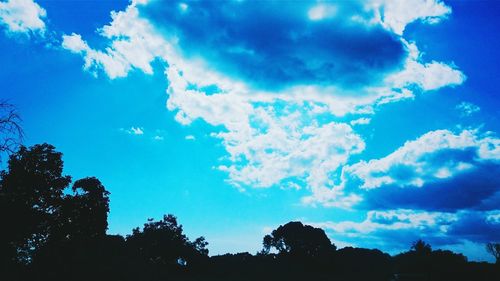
[57,177,110,240]
[261,221,335,258]
[0,144,71,263]
[486,243,500,264]
[126,214,208,273]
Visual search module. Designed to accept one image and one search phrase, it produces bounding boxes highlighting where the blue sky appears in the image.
[0,0,499,261]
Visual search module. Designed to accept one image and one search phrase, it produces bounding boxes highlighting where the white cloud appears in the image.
[153,135,164,141]
[61,33,89,53]
[386,41,466,92]
[217,121,365,191]
[371,0,451,35]
[456,101,480,117]
[61,2,172,79]
[178,2,188,12]
[346,129,500,190]
[185,135,195,140]
[314,209,457,234]
[309,209,464,253]
[312,209,499,261]
[350,118,371,126]
[302,128,500,208]
[123,126,144,135]
[131,127,144,135]
[389,60,465,91]
[308,4,337,21]
[61,0,469,205]
[0,0,46,34]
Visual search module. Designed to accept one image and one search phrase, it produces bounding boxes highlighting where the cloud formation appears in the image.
[141,0,407,90]
[61,3,170,79]
[58,0,474,205]
[0,0,46,34]
[348,129,499,190]
[51,0,498,259]
[314,208,500,257]
[375,0,451,35]
[303,129,500,211]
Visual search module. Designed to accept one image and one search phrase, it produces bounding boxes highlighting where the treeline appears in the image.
[0,144,498,281]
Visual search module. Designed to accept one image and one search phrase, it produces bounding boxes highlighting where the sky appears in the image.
[0,0,499,261]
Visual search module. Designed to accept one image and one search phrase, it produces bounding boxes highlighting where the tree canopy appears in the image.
[0,143,71,263]
[262,221,336,258]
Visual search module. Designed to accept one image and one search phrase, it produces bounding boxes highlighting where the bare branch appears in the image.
[0,100,24,160]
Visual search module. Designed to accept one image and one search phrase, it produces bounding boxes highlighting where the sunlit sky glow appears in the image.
[1,0,499,261]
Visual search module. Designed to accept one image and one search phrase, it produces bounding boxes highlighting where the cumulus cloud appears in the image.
[303,129,500,211]
[373,0,451,35]
[61,33,88,53]
[385,41,466,91]
[61,2,171,79]
[0,0,46,34]
[61,0,469,207]
[347,129,499,190]
[313,209,500,259]
[52,0,499,259]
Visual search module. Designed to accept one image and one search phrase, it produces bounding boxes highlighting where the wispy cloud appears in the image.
[350,118,371,126]
[456,101,480,117]
[122,126,144,136]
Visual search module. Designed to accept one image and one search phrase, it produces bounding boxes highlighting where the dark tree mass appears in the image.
[0,144,498,281]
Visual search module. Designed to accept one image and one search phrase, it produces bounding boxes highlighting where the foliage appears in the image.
[261,221,336,258]
[126,214,209,268]
[0,144,71,263]
[411,239,432,255]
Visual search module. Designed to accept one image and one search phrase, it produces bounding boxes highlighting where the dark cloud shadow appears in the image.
[139,0,406,90]
[358,162,500,212]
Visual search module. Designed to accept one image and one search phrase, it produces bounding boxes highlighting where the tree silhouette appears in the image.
[0,144,71,263]
[411,239,432,255]
[58,177,111,240]
[0,101,23,159]
[126,214,208,269]
[486,243,500,264]
[261,221,335,258]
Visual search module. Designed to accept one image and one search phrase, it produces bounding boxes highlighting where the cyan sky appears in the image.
[0,0,499,261]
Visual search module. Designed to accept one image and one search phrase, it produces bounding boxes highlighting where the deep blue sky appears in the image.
[0,0,499,261]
